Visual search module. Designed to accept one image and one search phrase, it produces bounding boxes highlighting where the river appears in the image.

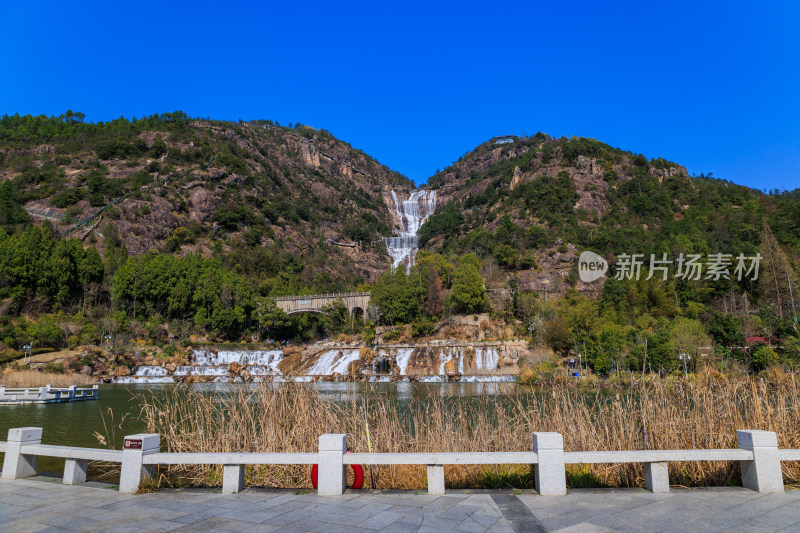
[0,381,518,476]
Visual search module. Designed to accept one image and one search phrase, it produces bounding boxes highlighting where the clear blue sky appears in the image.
[1,1,798,191]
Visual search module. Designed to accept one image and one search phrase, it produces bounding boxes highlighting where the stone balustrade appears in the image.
[0,385,99,404]
[0,427,792,496]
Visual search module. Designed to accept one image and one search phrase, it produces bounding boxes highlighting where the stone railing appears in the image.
[274,292,370,301]
[0,428,793,496]
[0,385,99,404]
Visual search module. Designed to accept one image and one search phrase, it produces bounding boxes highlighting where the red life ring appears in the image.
[311,451,365,489]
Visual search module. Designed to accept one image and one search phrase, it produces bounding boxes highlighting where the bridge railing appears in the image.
[1,428,793,496]
[273,292,370,301]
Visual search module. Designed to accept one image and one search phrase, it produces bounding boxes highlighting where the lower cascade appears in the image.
[115,342,524,383]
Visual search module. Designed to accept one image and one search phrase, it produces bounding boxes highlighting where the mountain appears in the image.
[0,112,414,289]
[420,134,799,318]
[1,114,799,352]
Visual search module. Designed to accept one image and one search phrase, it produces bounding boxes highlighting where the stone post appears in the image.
[318,434,346,496]
[533,432,566,495]
[63,459,88,485]
[68,385,77,400]
[222,465,246,494]
[737,430,784,493]
[644,462,669,493]
[119,433,160,493]
[2,427,42,480]
[426,465,445,495]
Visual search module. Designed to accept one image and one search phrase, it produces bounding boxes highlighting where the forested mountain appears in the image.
[0,111,412,288]
[1,113,799,371]
[0,112,417,344]
[418,134,800,370]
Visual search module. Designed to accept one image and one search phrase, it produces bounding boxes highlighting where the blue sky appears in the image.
[1,1,798,190]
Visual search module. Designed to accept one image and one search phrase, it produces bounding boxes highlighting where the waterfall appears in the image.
[115,343,512,383]
[393,348,414,375]
[192,350,283,367]
[385,189,437,271]
[475,347,500,371]
[306,349,361,375]
[116,365,174,383]
[134,366,168,377]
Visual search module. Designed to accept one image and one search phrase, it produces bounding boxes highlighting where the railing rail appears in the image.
[343,452,538,465]
[274,292,370,301]
[143,452,318,465]
[0,428,795,496]
[564,449,753,464]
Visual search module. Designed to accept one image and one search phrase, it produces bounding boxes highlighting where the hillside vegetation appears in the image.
[0,111,411,283]
[1,114,799,377]
[0,111,416,348]
[418,134,800,374]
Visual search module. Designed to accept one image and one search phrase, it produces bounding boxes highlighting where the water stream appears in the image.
[385,189,437,271]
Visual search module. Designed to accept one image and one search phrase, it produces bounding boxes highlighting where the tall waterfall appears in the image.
[385,190,437,271]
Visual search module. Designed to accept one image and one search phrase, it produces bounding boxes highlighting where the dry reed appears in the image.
[137,375,800,490]
[0,369,94,387]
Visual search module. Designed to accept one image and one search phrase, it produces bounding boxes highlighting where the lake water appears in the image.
[0,382,518,476]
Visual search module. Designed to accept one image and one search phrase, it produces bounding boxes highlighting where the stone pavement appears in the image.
[2,476,800,533]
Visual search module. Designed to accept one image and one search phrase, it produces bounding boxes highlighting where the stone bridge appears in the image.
[274,292,370,318]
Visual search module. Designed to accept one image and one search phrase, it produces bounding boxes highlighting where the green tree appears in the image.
[751,345,778,372]
[371,268,424,324]
[598,322,626,374]
[669,318,708,371]
[445,263,488,314]
[544,318,571,355]
[707,312,745,348]
[150,135,167,158]
[0,181,28,228]
[493,244,517,268]
[253,297,291,339]
[321,300,350,335]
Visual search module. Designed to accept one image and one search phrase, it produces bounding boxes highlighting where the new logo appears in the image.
[578,251,608,283]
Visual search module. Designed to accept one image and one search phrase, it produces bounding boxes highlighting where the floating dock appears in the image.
[0,385,99,405]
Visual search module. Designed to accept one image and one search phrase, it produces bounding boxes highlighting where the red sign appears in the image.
[124,439,142,450]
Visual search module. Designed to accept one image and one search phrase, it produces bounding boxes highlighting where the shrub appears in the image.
[411,317,435,338]
[88,192,105,207]
[383,329,401,341]
[42,361,66,374]
[751,345,778,372]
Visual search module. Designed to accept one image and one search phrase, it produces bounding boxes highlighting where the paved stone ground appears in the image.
[2,477,800,532]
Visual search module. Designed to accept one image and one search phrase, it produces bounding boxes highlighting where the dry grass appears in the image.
[137,375,800,490]
[0,368,94,387]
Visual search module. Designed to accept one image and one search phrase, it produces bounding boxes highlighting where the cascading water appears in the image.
[116,365,174,383]
[306,349,362,376]
[115,343,514,383]
[385,190,437,271]
[475,347,500,371]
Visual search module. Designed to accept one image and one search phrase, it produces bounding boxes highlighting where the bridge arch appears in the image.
[274,292,371,320]
[286,309,325,316]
